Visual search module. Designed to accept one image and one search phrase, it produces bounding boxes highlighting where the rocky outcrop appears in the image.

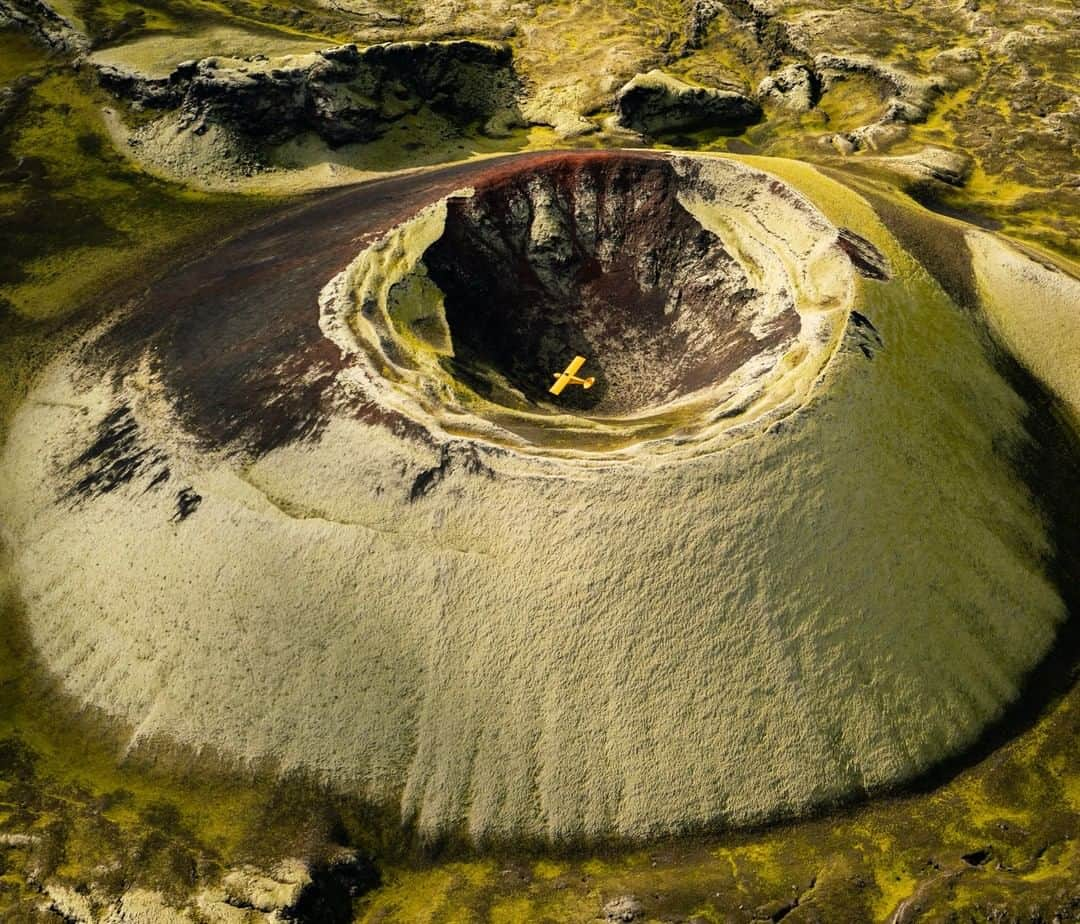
[756,62,819,111]
[0,75,38,129]
[885,147,974,187]
[710,0,805,65]
[813,53,944,151]
[38,853,377,923]
[0,832,38,847]
[220,859,310,913]
[684,0,724,51]
[815,55,941,114]
[96,40,523,148]
[42,886,194,923]
[614,69,761,135]
[0,0,89,55]
[201,853,376,924]
[603,895,644,922]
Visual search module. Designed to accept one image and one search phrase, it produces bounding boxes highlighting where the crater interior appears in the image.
[323,153,852,455]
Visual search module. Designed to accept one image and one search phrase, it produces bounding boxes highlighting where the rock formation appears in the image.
[615,70,761,136]
[95,40,523,149]
[37,853,376,923]
[756,62,818,111]
[0,0,88,55]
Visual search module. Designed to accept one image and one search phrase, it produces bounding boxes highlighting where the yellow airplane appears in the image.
[549,355,595,396]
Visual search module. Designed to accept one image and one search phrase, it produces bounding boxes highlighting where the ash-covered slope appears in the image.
[0,152,1076,843]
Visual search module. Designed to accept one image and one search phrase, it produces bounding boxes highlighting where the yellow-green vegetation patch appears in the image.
[89,23,331,77]
[487,896,533,924]
[177,0,352,43]
[356,864,480,923]
[870,862,919,920]
[0,29,49,84]
[70,0,348,48]
[1,69,261,322]
[531,859,564,880]
[811,73,887,134]
[0,54,272,462]
[74,0,184,44]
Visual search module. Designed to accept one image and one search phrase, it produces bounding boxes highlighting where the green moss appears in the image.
[813,73,888,133]
[356,865,463,922]
[0,71,259,321]
[0,30,48,84]
[73,0,342,48]
[531,859,564,880]
[89,23,331,76]
[0,54,274,456]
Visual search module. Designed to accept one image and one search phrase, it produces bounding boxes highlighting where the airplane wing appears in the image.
[549,375,571,396]
[564,355,586,377]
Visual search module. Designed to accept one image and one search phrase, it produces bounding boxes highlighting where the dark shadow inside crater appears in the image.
[421,154,800,417]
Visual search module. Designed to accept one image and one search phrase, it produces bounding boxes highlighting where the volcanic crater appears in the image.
[425,157,798,414]
[3,151,1078,846]
[325,152,852,455]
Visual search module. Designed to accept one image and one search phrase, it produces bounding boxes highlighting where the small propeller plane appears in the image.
[549,355,595,396]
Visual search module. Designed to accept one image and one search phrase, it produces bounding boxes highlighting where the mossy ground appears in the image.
[0,27,271,442]
[87,24,331,76]
[0,36,264,323]
[35,0,1076,257]
[64,0,347,48]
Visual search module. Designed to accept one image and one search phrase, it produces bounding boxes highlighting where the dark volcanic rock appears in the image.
[421,153,796,415]
[0,0,89,55]
[836,228,890,280]
[65,405,170,502]
[615,69,761,135]
[94,64,181,109]
[684,0,724,50]
[285,854,380,923]
[0,75,38,128]
[96,40,523,148]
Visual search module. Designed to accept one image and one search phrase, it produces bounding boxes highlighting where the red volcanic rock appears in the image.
[423,154,797,415]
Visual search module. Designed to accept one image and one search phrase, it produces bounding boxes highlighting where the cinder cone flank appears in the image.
[1,152,1075,843]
